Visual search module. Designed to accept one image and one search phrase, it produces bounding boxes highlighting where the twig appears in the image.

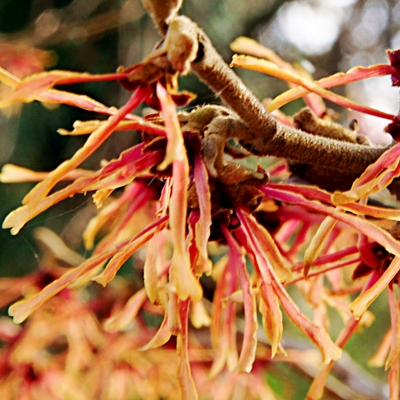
[142,0,394,190]
[190,24,390,174]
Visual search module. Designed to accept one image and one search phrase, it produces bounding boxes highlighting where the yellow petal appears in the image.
[350,257,400,319]
[304,216,337,278]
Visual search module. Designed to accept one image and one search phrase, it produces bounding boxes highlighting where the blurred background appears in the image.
[0,1,398,398]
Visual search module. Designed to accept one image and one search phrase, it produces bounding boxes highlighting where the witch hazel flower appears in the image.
[3,9,400,399]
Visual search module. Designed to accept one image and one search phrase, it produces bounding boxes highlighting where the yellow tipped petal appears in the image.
[104,289,148,332]
[350,257,400,320]
[9,248,120,323]
[2,205,30,235]
[304,216,337,278]
[0,164,48,183]
[171,250,202,301]
[231,54,394,120]
[94,222,164,287]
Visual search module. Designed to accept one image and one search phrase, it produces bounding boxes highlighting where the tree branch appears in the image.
[142,0,183,34]
[190,25,390,174]
[141,0,394,190]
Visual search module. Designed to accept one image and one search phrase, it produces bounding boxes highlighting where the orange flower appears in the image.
[2,34,400,399]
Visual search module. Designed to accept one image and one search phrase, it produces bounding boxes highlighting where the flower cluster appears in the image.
[1,28,400,400]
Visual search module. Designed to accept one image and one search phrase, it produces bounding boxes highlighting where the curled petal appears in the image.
[304,217,337,278]
[388,359,399,400]
[332,144,400,204]
[177,299,198,400]
[273,276,342,364]
[140,312,172,351]
[3,145,163,235]
[333,163,400,205]
[231,55,395,120]
[237,209,292,283]
[350,258,400,319]
[104,289,148,332]
[223,227,257,373]
[369,328,392,367]
[231,37,292,68]
[237,210,341,363]
[143,232,163,304]
[231,37,326,115]
[94,217,168,286]
[0,164,94,183]
[189,299,211,328]
[193,155,212,275]
[0,66,19,87]
[58,118,166,136]
[259,294,284,358]
[3,88,152,235]
[24,87,150,204]
[157,82,202,301]
[307,316,361,399]
[8,245,127,323]
[385,285,400,370]
[235,216,284,358]
[269,63,395,111]
[263,185,400,260]
[348,143,400,188]
[157,82,187,170]
[170,230,201,302]
[268,182,400,221]
[0,69,127,108]
[210,256,239,376]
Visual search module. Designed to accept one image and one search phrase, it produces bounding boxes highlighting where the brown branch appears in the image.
[190,25,390,174]
[142,0,183,34]
[141,0,394,190]
[191,27,278,141]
